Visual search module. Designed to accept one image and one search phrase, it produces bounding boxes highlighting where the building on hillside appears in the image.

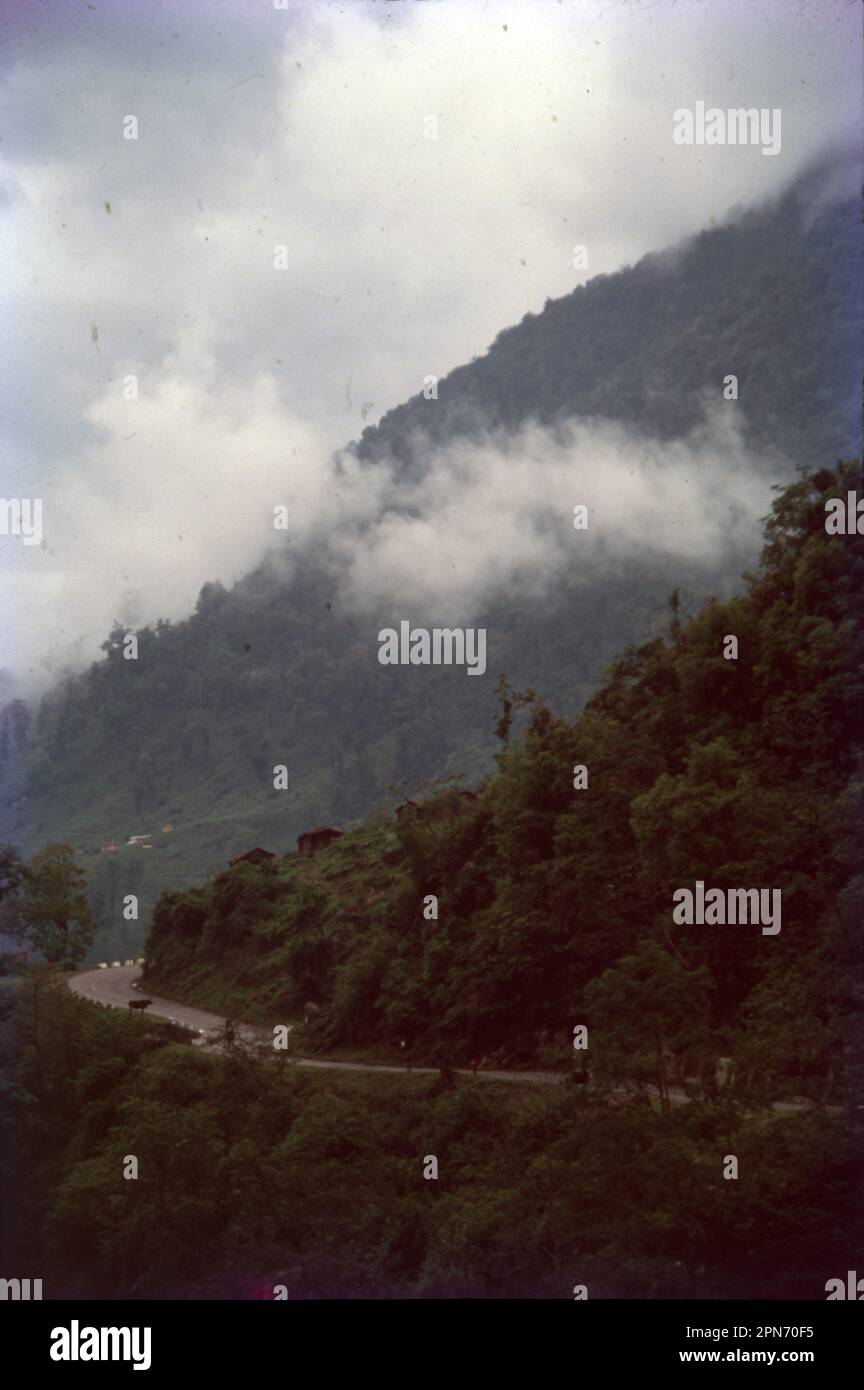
[297,825,343,857]
[229,847,276,868]
[397,790,478,824]
[126,834,151,846]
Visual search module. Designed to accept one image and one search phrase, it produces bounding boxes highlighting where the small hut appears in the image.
[229,847,276,868]
[297,826,343,857]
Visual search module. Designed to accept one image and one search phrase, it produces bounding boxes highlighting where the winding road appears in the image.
[68,966,562,1086]
[69,967,823,1112]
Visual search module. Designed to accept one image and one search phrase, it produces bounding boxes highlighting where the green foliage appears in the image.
[1,179,858,965]
[0,843,27,903]
[355,177,859,475]
[1,461,861,1300]
[584,941,714,1115]
[0,980,858,1299]
[143,463,861,1108]
[18,844,95,968]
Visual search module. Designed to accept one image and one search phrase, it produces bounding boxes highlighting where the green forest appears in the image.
[1,462,860,1300]
[0,168,859,965]
[0,975,857,1300]
[354,167,859,476]
[147,463,863,1090]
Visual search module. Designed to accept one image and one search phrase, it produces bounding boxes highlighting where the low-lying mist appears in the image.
[1,402,782,701]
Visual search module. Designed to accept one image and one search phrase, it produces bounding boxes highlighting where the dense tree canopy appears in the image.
[1,461,860,1301]
[145,462,863,1110]
[0,978,858,1300]
[0,174,859,967]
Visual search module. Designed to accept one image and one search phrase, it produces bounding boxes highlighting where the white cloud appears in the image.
[323,406,779,619]
[0,0,859,686]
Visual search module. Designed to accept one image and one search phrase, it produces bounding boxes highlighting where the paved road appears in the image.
[68,966,563,1086]
[69,967,822,1111]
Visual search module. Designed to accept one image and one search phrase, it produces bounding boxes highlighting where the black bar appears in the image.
[4,1299,860,1376]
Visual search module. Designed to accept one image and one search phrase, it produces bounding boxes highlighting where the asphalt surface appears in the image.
[68,965,563,1085]
[68,966,821,1111]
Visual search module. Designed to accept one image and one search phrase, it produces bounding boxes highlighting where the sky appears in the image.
[0,0,860,690]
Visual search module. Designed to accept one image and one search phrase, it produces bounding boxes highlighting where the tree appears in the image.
[493,675,537,746]
[583,940,714,1116]
[20,844,95,968]
[99,622,128,657]
[0,843,27,905]
[0,843,30,950]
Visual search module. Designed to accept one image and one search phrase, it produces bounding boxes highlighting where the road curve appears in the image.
[68,966,563,1086]
[68,967,820,1111]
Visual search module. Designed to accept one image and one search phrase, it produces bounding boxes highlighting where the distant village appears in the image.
[79,788,482,873]
[229,790,479,869]
[75,825,176,857]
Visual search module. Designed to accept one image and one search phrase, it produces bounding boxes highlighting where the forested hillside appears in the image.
[1,461,859,1303]
[354,166,860,476]
[0,162,859,961]
[147,463,863,1101]
[0,973,857,1300]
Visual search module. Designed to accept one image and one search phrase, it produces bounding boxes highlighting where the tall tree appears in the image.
[20,844,95,968]
[0,843,27,904]
[0,843,29,947]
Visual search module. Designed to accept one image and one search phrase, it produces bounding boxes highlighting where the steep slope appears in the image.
[145,463,863,1095]
[1,161,860,961]
[353,167,861,476]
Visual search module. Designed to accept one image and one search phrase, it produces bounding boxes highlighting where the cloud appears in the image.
[0,0,859,687]
[310,406,780,621]
[0,337,336,684]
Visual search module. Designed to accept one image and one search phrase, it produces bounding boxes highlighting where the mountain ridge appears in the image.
[1,156,860,962]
